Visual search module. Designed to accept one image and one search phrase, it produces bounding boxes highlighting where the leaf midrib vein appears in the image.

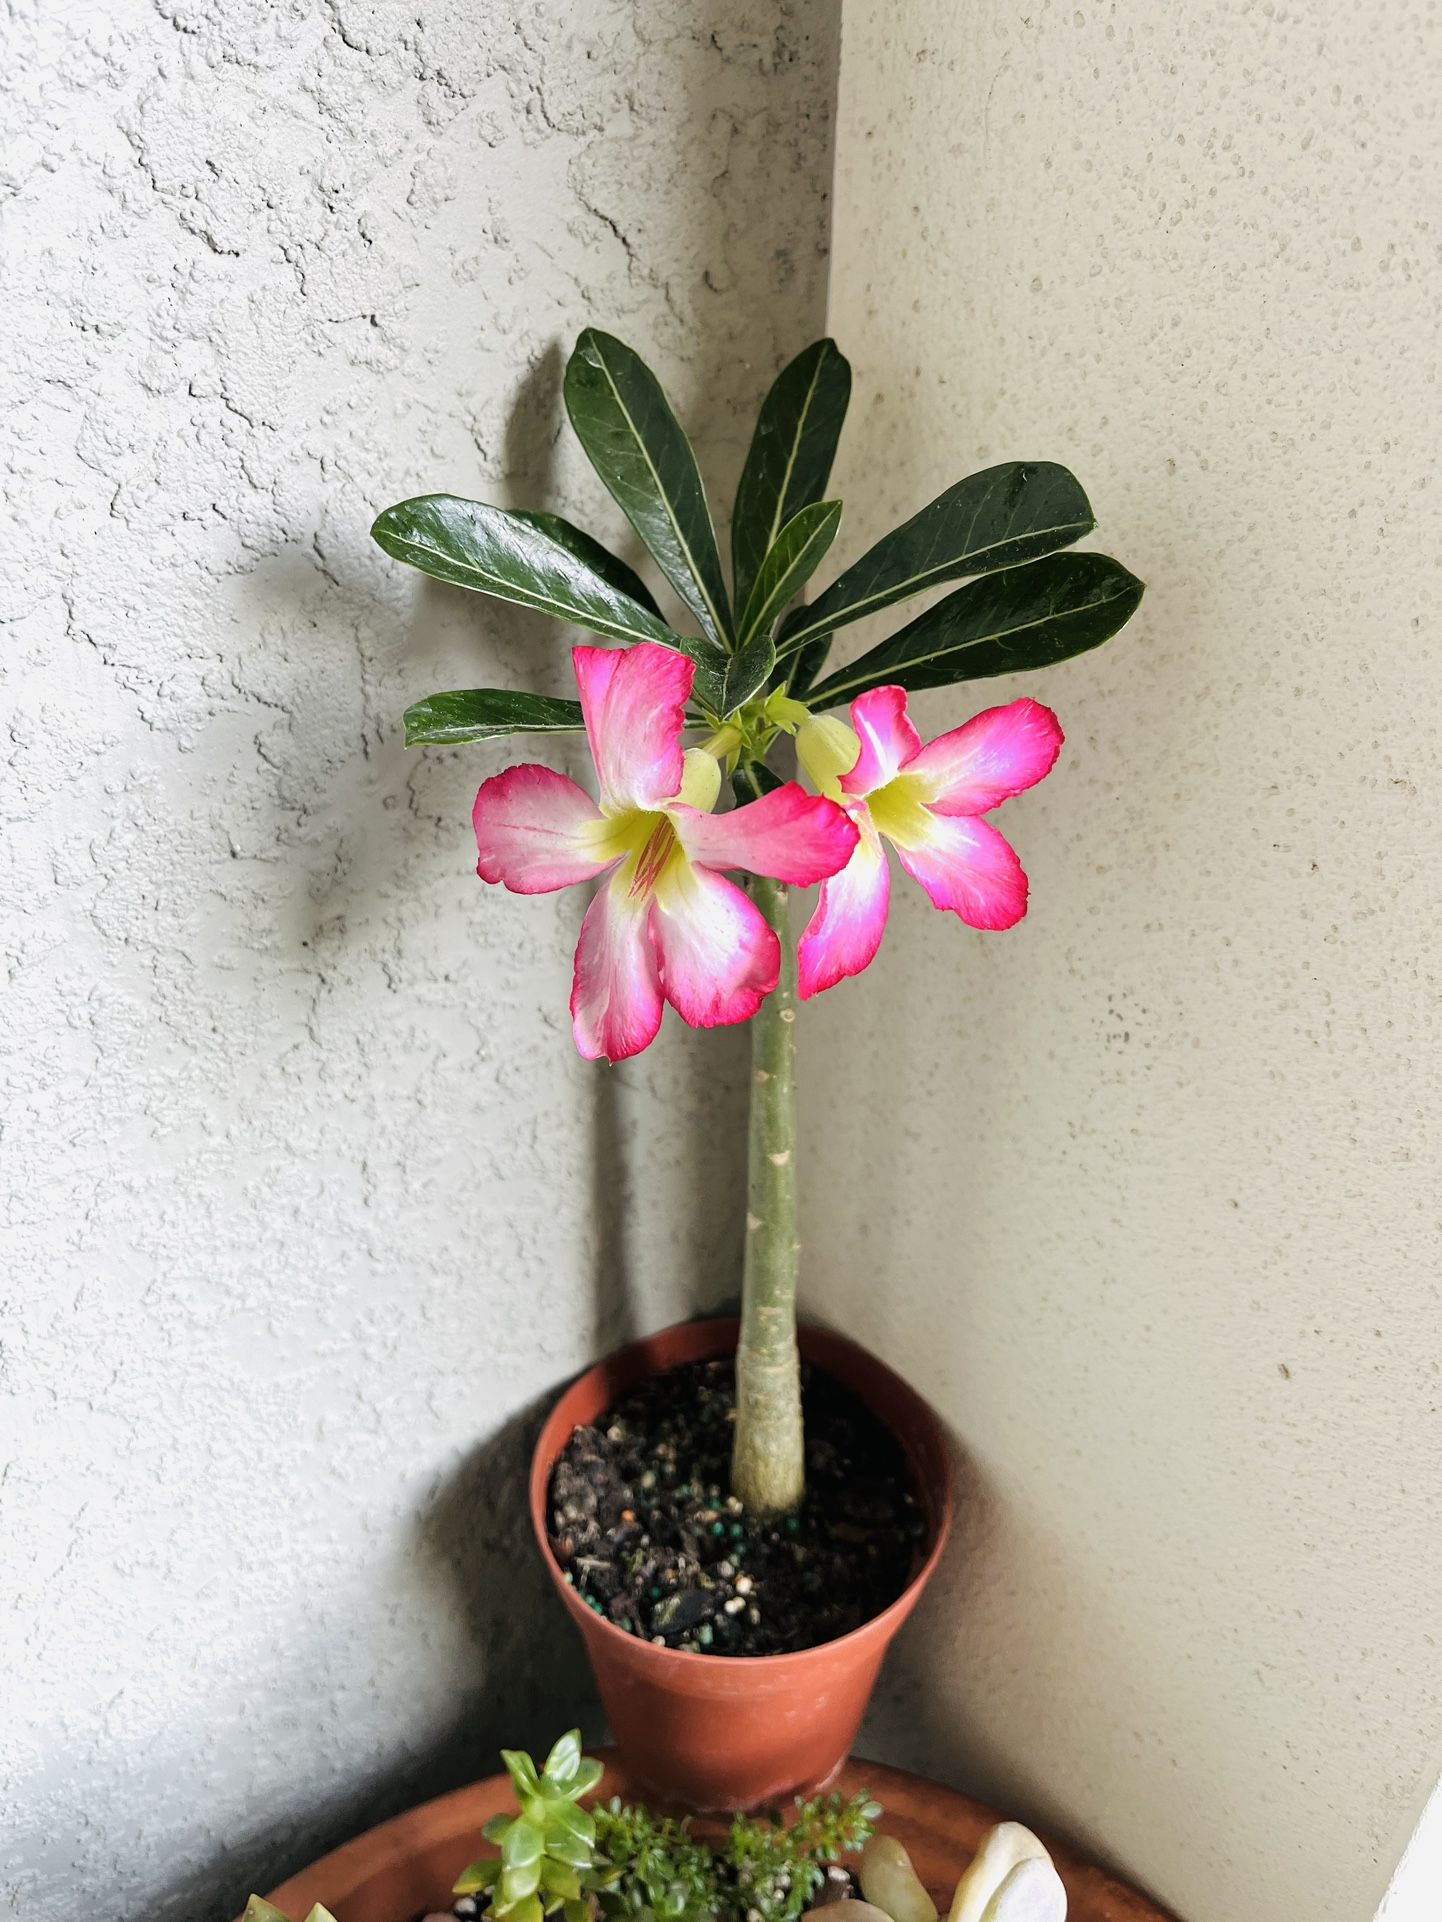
[589,339,730,649]
[389,529,660,644]
[737,510,836,649]
[784,504,1094,651]
[815,579,1134,702]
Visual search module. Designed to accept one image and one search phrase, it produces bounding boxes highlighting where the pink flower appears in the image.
[473,643,859,1062]
[797,687,1064,999]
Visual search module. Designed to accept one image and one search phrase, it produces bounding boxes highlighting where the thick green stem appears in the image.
[731,873,805,1516]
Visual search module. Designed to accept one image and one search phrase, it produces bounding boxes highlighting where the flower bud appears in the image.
[795,713,861,801]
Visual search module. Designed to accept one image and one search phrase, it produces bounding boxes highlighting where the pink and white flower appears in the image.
[473,643,858,1063]
[796,687,1064,999]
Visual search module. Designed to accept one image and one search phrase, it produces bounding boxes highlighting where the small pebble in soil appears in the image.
[548,1355,924,1657]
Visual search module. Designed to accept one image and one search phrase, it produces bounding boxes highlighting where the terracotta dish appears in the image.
[256,1753,1178,1922]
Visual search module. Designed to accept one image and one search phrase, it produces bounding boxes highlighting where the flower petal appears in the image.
[906,698,1064,816]
[473,764,609,894]
[570,875,664,1062]
[573,642,691,811]
[648,863,779,1029]
[672,783,858,884]
[797,808,890,998]
[893,813,1030,930]
[842,685,923,796]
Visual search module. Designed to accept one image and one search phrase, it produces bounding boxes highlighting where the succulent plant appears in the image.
[453,1730,605,1922]
[242,1901,337,1922]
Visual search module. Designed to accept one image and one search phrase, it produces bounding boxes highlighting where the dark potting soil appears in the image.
[548,1356,925,1657]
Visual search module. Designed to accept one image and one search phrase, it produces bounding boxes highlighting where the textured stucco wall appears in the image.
[818,6,1442,1921]
[1,5,837,1917]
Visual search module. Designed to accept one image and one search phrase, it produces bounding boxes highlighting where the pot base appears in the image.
[255,1752,1179,1922]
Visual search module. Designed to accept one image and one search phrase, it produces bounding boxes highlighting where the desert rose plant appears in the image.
[373,332,1142,1516]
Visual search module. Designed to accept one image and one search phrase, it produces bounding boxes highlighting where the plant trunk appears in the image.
[731,873,805,1515]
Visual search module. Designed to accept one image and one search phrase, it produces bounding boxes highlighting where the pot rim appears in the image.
[528,1315,954,1674]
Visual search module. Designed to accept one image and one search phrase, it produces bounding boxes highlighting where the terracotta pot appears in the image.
[528,1318,954,1811]
[255,1752,1178,1922]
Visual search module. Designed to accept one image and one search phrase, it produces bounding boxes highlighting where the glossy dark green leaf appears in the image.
[721,631,777,717]
[737,500,842,650]
[732,339,852,614]
[777,462,1096,657]
[777,632,832,698]
[373,494,727,712]
[507,513,661,617]
[807,552,1144,708]
[372,495,676,650]
[404,689,585,747]
[564,329,733,648]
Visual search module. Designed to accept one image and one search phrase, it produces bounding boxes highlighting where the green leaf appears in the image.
[564,329,734,649]
[542,1729,583,1791]
[563,1903,592,1922]
[732,339,852,615]
[505,1859,543,1902]
[243,1903,290,1922]
[496,1752,542,1806]
[570,1756,605,1799]
[721,630,777,718]
[404,688,585,747]
[373,494,728,713]
[497,1894,544,1922]
[372,496,676,652]
[777,461,1096,657]
[502,1816,545,1868]
[454,1860,503,1896]
[547,1799,597,1848]
[508,512,661,616]
[540,1860,583,1900]
[542,1823,593,1869]
[736,500,842,650]
[485,1816,517,1845]
[779,632,832,698]
[807,551,1144,708]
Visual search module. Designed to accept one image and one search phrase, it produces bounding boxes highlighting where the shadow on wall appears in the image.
[143,7,843,1915]
[172,1391,596,1922]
